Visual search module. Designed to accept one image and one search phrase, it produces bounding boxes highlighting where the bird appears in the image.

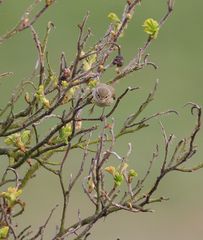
[92,83,115,107]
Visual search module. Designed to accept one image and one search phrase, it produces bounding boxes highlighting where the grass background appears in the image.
[0,0,203,239]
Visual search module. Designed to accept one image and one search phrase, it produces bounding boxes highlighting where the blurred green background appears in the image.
[0,0,203,239]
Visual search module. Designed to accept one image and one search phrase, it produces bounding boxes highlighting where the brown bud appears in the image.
[127,202,133,209]
[45,0,53,6]
[24,92,31,104]
[20,17,29,30]
[87,177,95,193]
[27,158,33,166]
[98,64,105,72]
[64,68,71,77]
[126,13,132,20]
[60,68,71,80]
[127,0,132,5]
[105,123,113,129]
[75,120,82,130]
[115,67,121,74]
[110,30,116,37]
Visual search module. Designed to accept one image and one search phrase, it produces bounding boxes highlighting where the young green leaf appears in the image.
[143,18,159,39]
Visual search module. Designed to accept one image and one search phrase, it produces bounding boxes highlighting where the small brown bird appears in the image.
[92,83,115,107]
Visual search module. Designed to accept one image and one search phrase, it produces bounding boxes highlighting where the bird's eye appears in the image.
[96,92,100,99]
